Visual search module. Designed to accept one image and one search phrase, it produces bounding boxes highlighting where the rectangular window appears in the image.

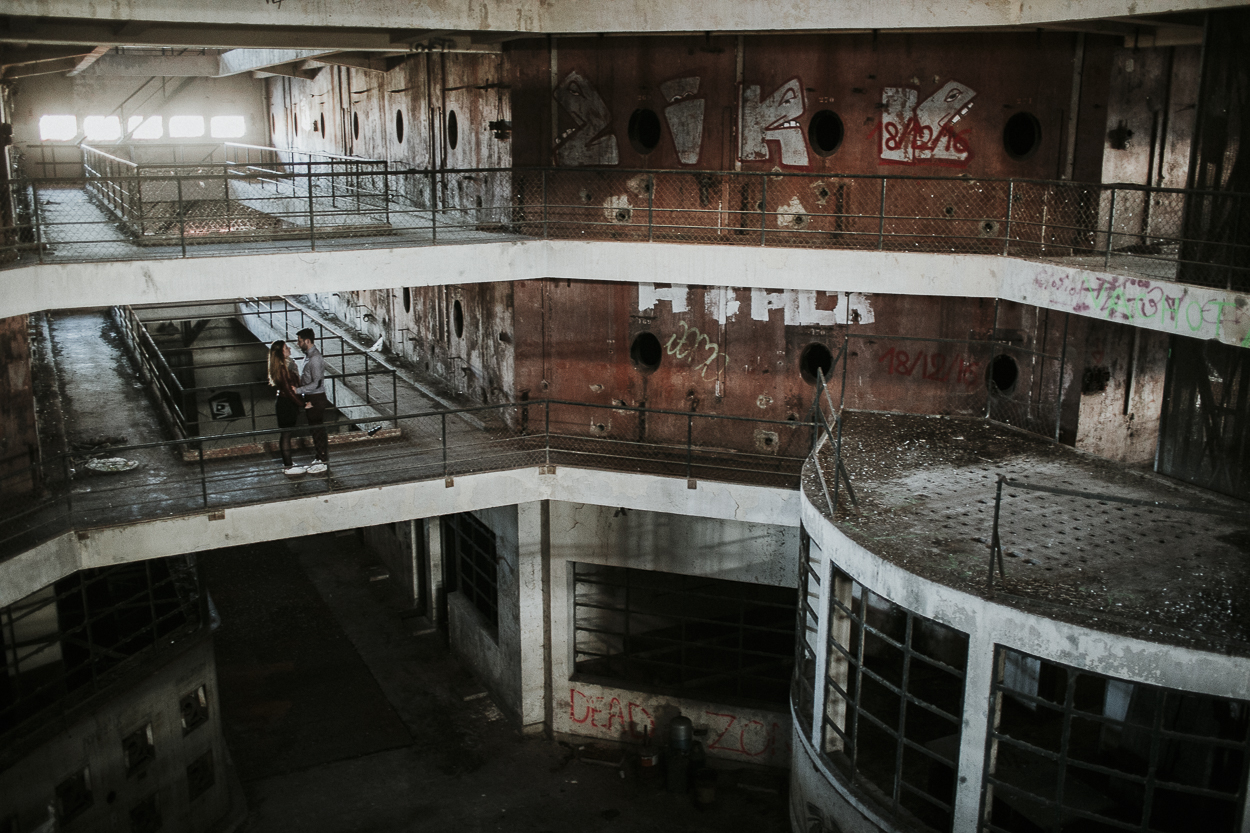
[985,647,1250,833]
[792,528,819,737]
[210,115,246,139]
[442,513,498,630]
[168,115,205,138]
[39,115,77,142]
[1,557,202,748]
[127,115,162,140]
[823,567,969,832]
[83,115,121,142]
[573,563,797,708]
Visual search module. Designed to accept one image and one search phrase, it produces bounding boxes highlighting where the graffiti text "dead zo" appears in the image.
[666,321,726,380]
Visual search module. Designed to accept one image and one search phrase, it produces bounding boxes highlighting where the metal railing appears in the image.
[113,300,400,447]
[0,399,813,561]
[0,554,207,763]
[3,154,1247,292]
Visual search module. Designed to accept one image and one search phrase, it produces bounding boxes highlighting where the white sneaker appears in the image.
[307,461,328,475]
[284,465,307,477]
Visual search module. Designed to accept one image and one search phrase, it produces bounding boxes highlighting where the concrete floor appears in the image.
[200,534,790,833]
[810,410,1250,653]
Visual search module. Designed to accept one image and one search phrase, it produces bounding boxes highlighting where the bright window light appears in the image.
[168,115,205,138]
[210,115,246,139]
[128,115,162,140]
[83,116,122,142]
[39,115,77,142]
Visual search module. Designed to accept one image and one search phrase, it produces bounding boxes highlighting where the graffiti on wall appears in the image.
[880,80,977,167]
[568,688,789,762]
[877,345,983,390]
[555,71,619,166]
[1026,270,1250,348]
[638,285,876,327]
[661,77,705,165]
[740,78,809,168]
[570,688,654,736]
[666,320,727,381]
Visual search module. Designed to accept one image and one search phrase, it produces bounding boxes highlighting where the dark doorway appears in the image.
[1158,335,1250,500]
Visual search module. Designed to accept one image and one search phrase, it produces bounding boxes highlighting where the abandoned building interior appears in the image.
[1,1,1249,831]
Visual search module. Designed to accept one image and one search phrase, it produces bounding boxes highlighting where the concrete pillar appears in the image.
[951,631,998,830]
[425,517,444,627]
[516,500,548,731]
[408,518,421,610]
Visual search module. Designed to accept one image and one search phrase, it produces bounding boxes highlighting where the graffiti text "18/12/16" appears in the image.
[877,346,982,390]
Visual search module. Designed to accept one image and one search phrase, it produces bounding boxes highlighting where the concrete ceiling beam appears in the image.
[76,51,222,77]
[0,0,1242,38]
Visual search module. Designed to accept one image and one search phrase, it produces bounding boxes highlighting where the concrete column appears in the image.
[425,517,444,628]
[408,518,421,609]
[951,631,998,830]
[516,500,548,731]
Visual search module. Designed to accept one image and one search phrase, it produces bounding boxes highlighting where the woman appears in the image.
[268,340,305,476]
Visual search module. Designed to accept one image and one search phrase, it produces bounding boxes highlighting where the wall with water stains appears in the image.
[0,314,38,499]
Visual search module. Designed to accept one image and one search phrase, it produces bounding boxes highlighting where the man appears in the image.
[295,327,331,474]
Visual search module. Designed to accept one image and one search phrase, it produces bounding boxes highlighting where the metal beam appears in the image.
[216,47,337,77]
[302,52,397,73]
[66,45,111,76]
[0,18,416,52]
[0,54,85,79]
[251,63,321,81]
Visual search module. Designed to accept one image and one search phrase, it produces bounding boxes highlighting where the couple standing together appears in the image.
[267,327,331,477]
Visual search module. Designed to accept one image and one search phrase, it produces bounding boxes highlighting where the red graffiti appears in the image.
[704,711,788,759]
[877,346,981,389]
[569,688,654,739]
[568,690,789,760]
[882,117,972,163]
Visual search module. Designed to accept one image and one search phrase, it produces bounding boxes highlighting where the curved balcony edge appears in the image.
[2,242,1247,352]
[792,472,1250,833]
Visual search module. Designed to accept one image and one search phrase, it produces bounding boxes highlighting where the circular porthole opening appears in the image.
[293,112,299,136]
[630,332,663,373]
[452,299,464,338]
[402,287,411,313]
[1003,112,1042,160]
[447,110,459,150]
[352,112,360,140]
[395,109,405,144]
[988,354,1019,395]
[320,113,325,136]
[808,110,844,156]
[270,113,276,134]
[799,343,834,385]
[627,108,662,155]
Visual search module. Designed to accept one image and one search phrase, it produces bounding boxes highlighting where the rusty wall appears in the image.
[1075,320,1169,464]
[509,281,1087,453]
[0,314,39,498]
[266,50,510,176]
[510,31,1116,181]
[1101,46,1201,190]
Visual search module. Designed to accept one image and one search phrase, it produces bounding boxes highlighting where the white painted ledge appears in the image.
[0,465,799,608]
[4,240,1247,348]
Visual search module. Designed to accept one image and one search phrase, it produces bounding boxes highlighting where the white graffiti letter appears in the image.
[740,78,808,168]
[554,71,619,166]
[880,80,976,166]
[660,76,705,165]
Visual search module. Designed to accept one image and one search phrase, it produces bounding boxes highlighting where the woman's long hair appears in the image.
[268,340,292,388]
